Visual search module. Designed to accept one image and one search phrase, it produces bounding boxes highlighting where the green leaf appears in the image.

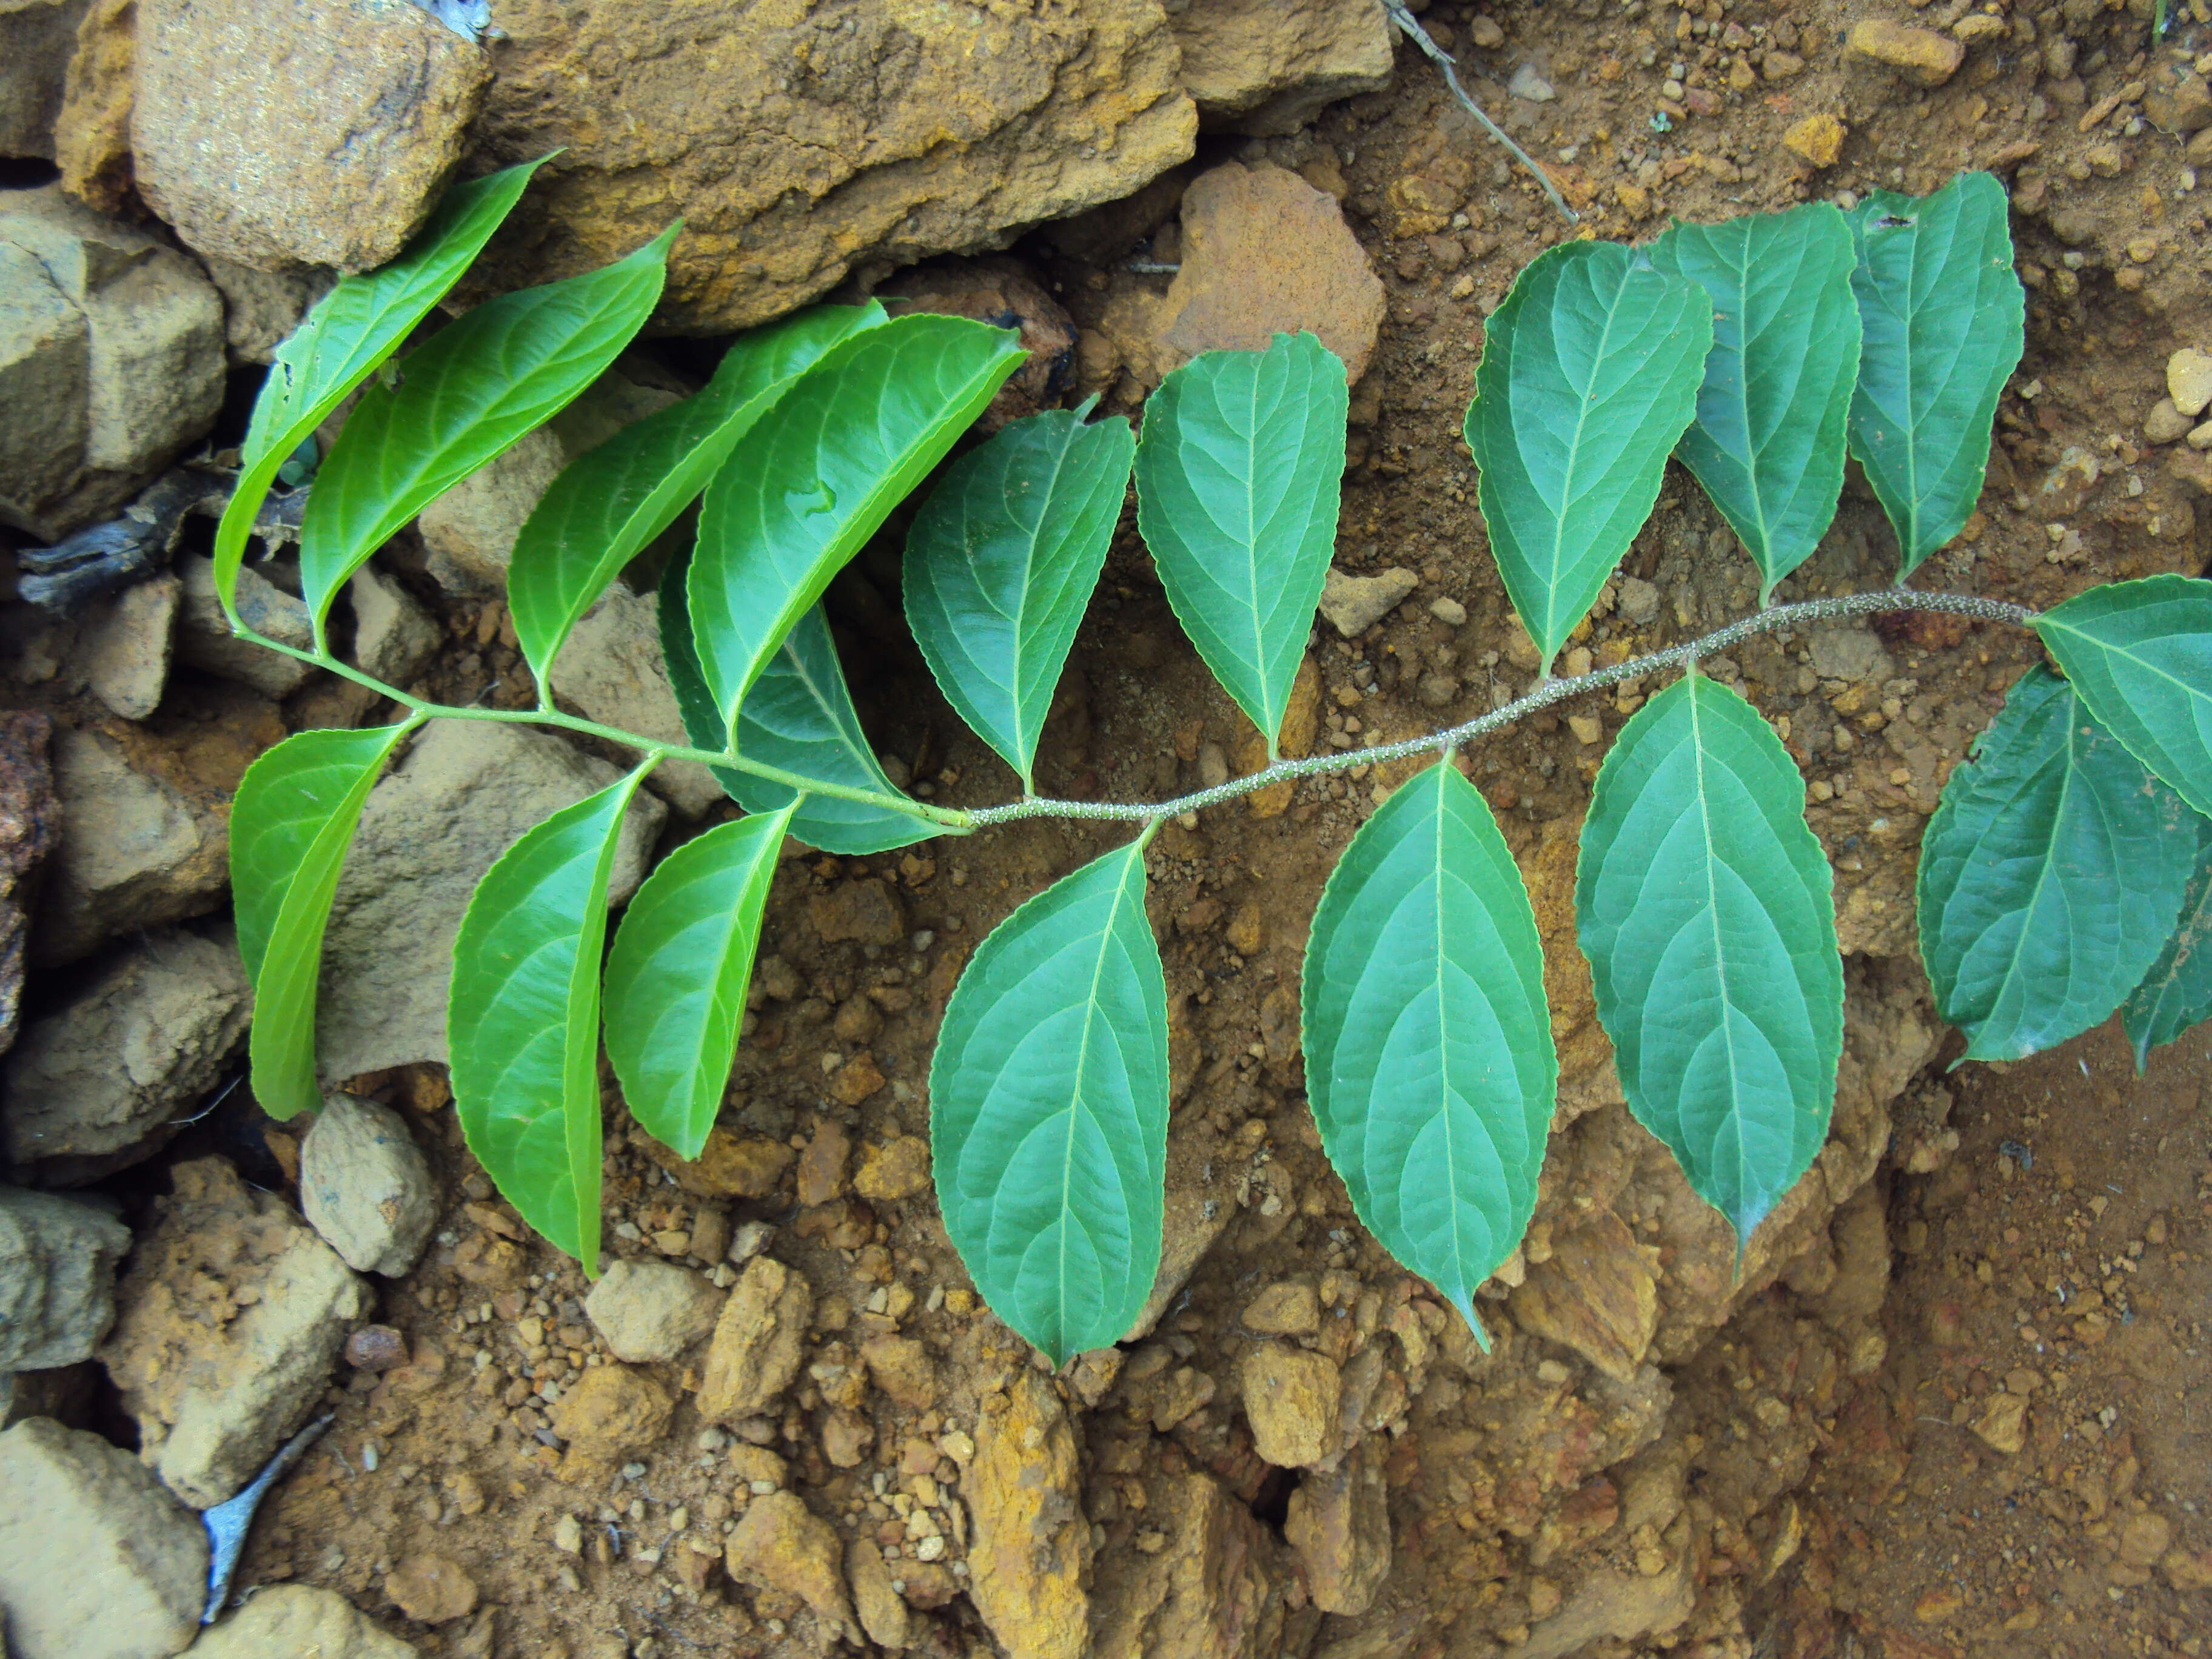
[689,313,1026,736]
[1917,665,2194,1063]
[2033,574,2212,820]
[449,764,652,1272]
[1132,333,1347,759]
[903,400,1134,789]
[299,225,678,634]
[1464,241,1712,674]
[603,806,793,1160]
[1647,203,1861,604]
[1845,171,2025,577]
[214,157,550,615]
[658,552,928,856]
[509,303,886,687]
[1577,673,1842,1242]
[230,720,419,1121]
[2122,811,2212,1073]
[1301,762,1554,1342]
[930,836,1168,1365]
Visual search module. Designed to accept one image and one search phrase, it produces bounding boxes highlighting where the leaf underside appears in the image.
[930,839,1169,1366]
[1917,665,2194,1063]
[1577,674,1843,1243]
[1464,240,1713,674]
[1301,762,1555,1342]
[2034,574,2212,822]
[2122,810,2212,1073]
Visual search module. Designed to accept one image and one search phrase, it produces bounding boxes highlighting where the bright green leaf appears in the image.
[1301,762,1554,1342]
[508,303,886,687]
[2033,574,2212,820]
[1577,673,1842,1243]
[2122,811,2212,1073]
[1845,171,2025,577]
[214,157,550,615]
[1648,203,1861,603]
[658,552,928,856]
[689,314,1025,736]
[604,806,794,1160]
[231,720,419,1121]
[1464,241,1712,674]
[299,225,678,634]
[904,400,1134,789]
[449,764,652,1272]
[1133,333,1347,759]
[1917,665,2193,1063]
[930,836,1168,1366]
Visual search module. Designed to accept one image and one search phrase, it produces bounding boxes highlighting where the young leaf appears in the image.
[1648,203,1861,603]
[449,764,652,1273]
[604,806,794,1160]
[688,314,1026,736]
[1464,241,1712,674]
[1917,666,2194,1062]
[659,554,929,855]
[508,303,887,687]
[299,225,679,634]
[1577,674,1842,1244]
[2032,574,2212,820]
[904,401,1135,789]
[231,720,420,1121]
[1301,762,1555,1342]
[1133,333,1347,759]
[214,156,549,615]
[1845,171,2025,577]
[2122,811,2212,1073]
[930,836,1168,1366]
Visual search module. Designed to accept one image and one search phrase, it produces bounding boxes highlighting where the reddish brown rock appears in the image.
[880,256,1078,432]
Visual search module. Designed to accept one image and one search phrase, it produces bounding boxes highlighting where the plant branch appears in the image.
[1381,0,1580,225]
[965,589,2036,826]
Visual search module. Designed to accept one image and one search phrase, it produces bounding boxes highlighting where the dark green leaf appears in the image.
[1846,171,2025,577]
[931,836,1168,1365]
[449,765,652,1272]
[2033,574,2212,820]
[1648,203,1861,603]
[509,303,886,687]
[1577,674,1842,1242]
[604,806,793,1160]
[1301,762,1554,1342]
[1133,333,1347,757]
[231,720,418,1120]
[904,400,1134,788]
[300,225,677,634]
[2122,811,2212,1073]
[215,157,549,614]
[1919,666,2194,1062]
[689,315,1025,735]
[1464,241,1712,673]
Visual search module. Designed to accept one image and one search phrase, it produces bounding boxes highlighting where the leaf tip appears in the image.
[1444,1287,1491,1353]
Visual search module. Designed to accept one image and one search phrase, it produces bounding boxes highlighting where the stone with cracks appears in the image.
[1284,1435,1391,1615]
[0,0,85,159]
[0,1185,132,1370]
[965,1372,1090,1659]
[1091,1466,1305,1659]
[184,1583,417,1658]
[696,1256,812,1424]
[725,1491,857,1644]
[1170,0,1394,134]
[300,1091,438,1276]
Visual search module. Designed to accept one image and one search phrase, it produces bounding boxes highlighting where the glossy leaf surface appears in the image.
[2122,811,2212,1072]
[1845,172,2025,576]
[1917,666,2193,1062]
[659,554,928,855]
[1302,762,1554,1341]
[1464,240,1711,673]
[905,401,1134,788]
[300,226,676,631]
[215,158,548,612]
[1133,333,1347,757]
[1649,203,1860,602]
[689,315,1025,735]
[449,766,649,1272]
[231,721,417,1120]
[1577,674,1842,1242]
[605,806,793,1159]
[931,838,1168,1365]
[509,303,885,686]
[2033,574,2212,820]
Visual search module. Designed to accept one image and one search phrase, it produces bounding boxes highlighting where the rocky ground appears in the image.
[1,1,2210,1658]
